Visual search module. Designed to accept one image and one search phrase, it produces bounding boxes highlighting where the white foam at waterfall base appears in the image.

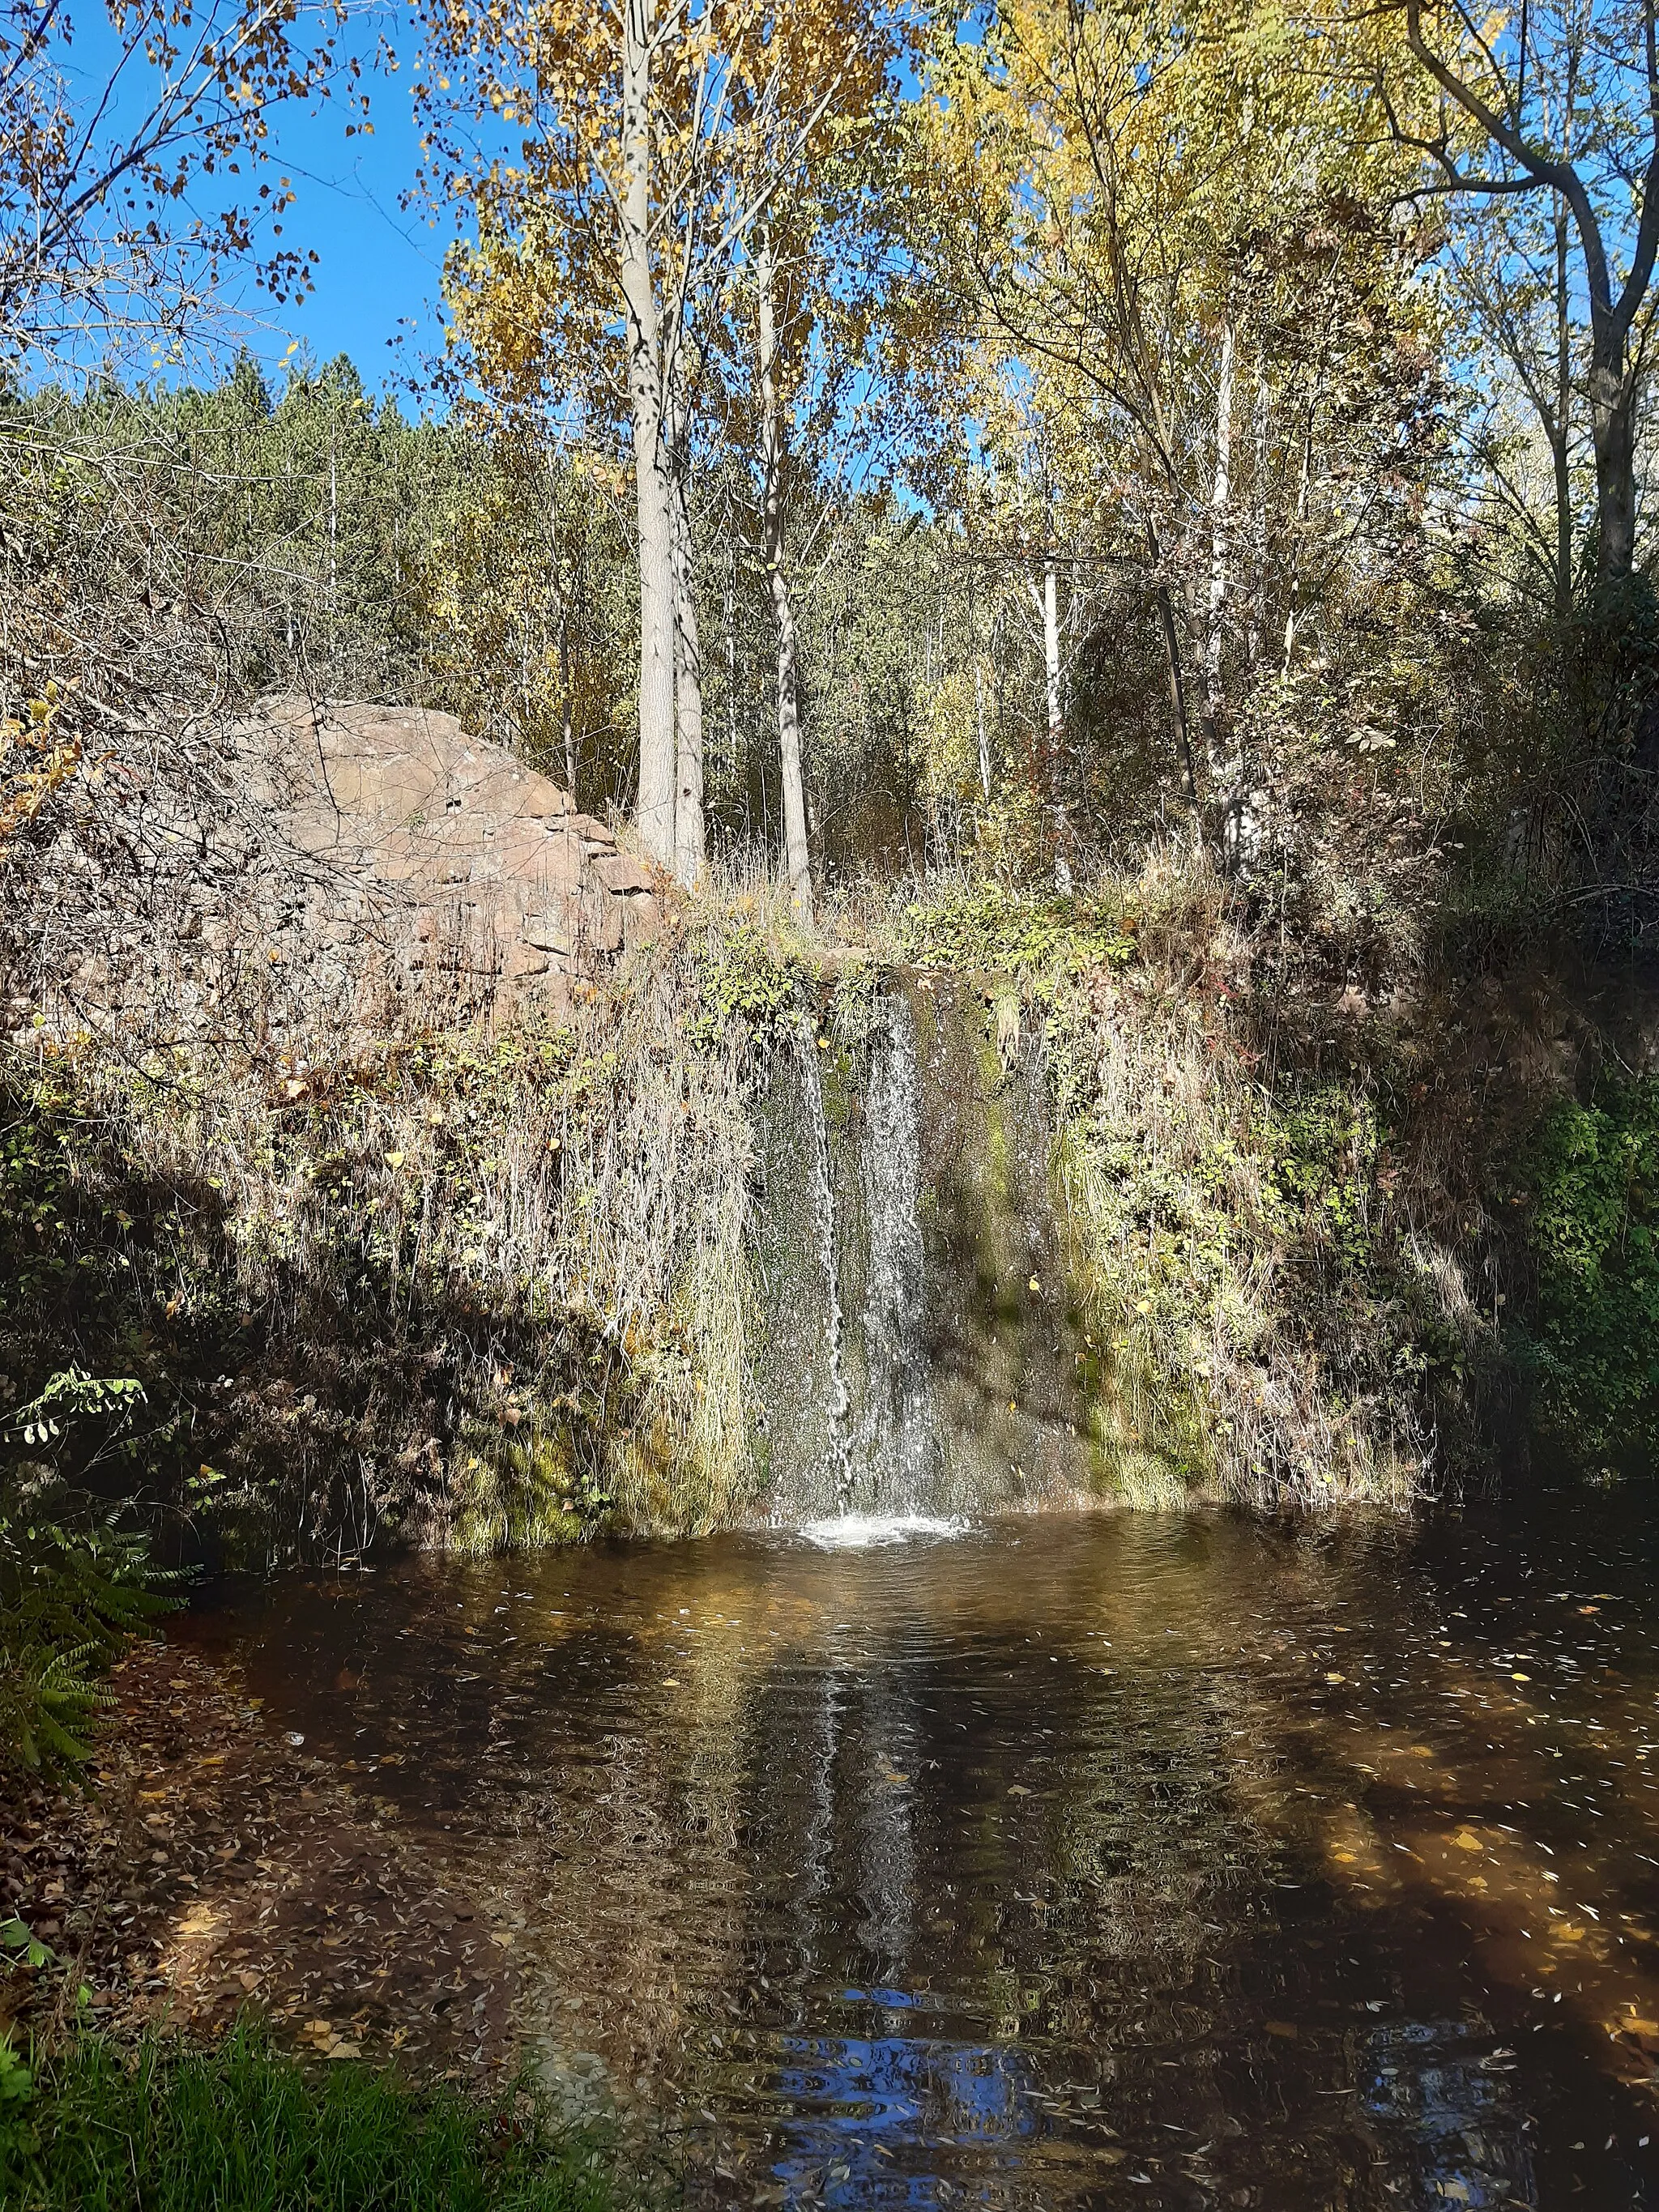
[798,1512,969,1549]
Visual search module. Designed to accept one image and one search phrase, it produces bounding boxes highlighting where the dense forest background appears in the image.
[3,0,1657,923]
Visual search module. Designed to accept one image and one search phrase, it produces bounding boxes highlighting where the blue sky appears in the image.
[231,31,448,390]
[63,4,450,394]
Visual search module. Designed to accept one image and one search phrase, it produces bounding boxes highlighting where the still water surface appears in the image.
[200,1501,1659,2209]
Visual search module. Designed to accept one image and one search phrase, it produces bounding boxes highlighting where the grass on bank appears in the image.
[0,2026,631,2212]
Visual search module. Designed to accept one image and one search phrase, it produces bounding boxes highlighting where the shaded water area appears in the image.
[184,1496,1659,2210]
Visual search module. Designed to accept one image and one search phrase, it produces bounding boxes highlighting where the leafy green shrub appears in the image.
[684,914,812,1045]
[0,2026,629,2211]
[1521,1081,1659,1468]
[1,1370,176,1773]
[898,885,1137,981]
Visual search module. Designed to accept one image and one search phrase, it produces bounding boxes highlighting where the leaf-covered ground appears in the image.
[1,1639,522,2075]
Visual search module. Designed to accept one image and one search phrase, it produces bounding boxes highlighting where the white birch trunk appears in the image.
[757,232,812,923]
[621,0,676,871]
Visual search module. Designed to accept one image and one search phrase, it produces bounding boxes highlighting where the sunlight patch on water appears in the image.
[797,1511,970,1549]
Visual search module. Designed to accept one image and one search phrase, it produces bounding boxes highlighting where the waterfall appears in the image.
[795,1016,851,1507]
[858,995,934,1507]
[753,973,1097,1528]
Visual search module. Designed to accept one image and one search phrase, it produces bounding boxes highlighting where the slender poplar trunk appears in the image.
[620,0,676,869]
[1041,554,1063,765]
[1203,313,1234,784]
[1247,347,1268,674]
[724,536,739,800]
[1040,549,1072,888]
[559,599,575,801]
[1205,313,1256,866]
[668,389,705,885]
[757,230,812,922]
[976,657,991,803]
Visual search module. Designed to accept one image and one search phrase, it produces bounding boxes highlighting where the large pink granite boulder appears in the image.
[252,698,659,1007]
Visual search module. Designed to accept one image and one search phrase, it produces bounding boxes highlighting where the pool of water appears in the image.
[190,1498,1659,2208]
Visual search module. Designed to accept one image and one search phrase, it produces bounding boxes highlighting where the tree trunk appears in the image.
[1153,573,1200,840]
[1203,311,1234,787]
[1040,550,1072,889]
[1247,347,1268,674]
[1041,553,1063,766]
[1589,310,1638,590]
[1282,406,1315,677]
[757,231,812,923]
[620,0,676,870]
[559,598,575,801]
[976,657,990,803]
[724,535,739,807]
[1551,195,1575,620]
[668,390,705,885]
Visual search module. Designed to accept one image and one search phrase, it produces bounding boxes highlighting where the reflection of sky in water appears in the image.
[765,2013,1036,2210]
[1360,2022,1535,2210]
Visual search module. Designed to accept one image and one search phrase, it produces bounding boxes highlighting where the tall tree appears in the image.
[720,0,912,918]
[421,0,858,884]
[918,0,1436,863]
[1370,0,1659,592]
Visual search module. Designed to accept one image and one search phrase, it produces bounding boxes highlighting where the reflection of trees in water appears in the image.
[1045,1674,1262,1969]
[224,1517,1634,2205]
[1358,2022,1536,2212]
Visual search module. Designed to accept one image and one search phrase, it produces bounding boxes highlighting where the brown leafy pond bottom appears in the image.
[25,1496,1659,2210]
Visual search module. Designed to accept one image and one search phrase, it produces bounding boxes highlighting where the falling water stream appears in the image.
[753,980,1095,1530]
[855,995,933,1511]
[795,1013,854,1513]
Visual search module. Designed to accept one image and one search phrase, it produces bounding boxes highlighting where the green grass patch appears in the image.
[0,2027,633,2212]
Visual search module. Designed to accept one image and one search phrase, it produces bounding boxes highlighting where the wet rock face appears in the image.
[748,977,1099,1523]
[16,697,659,1050]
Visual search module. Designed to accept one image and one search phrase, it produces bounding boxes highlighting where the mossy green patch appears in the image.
[1518,1079,1659,1472]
